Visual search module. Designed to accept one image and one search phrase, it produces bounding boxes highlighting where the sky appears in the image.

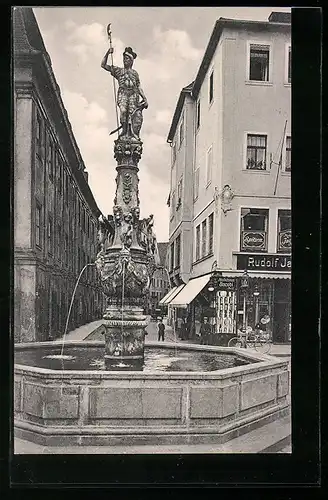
[33,6,291,242]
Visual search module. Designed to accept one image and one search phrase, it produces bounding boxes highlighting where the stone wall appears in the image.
[14,342,289,446]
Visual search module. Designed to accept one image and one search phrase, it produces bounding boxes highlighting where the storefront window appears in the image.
[237,280,273,338]
[240,208,268,252]
[217,291,236,334]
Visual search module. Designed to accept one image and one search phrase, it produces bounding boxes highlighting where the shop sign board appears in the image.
[217,277,236,291]
[278,230,292,251]
[237,253,292,271]
[241,231,266,251]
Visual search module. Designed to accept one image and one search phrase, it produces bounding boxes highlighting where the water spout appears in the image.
[60,263,96,358]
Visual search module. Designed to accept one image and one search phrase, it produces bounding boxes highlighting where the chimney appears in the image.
[83,171,89,183]
[268,11,291,24]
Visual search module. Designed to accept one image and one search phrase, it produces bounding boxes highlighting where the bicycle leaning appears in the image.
[228,326,272,354]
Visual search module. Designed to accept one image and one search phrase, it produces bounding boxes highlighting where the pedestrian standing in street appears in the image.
[157,319,165,341]
[200,317,212,345]
[176,316,183,339]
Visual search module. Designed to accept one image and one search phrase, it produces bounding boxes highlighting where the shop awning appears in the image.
[158,288,176,306]
[165,284,186,305]
[169,275,211,307]
[159,284,185,305]
[221,270,291,280]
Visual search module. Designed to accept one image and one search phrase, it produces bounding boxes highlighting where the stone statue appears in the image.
[113,205,123,226]
[97,214,115,253]
[101,46,148,139]
[131,206,140,226]
[120,212,134,249]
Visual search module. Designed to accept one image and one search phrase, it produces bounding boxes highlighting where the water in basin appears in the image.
[14,346,256,372]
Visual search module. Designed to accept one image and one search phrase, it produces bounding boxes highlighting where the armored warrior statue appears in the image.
[101,45,148,139]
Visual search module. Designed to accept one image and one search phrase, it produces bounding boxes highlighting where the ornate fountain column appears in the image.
[95,42,159,370]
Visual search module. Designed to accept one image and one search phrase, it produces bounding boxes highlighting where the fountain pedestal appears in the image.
[103,305,148,370]
[95,136,158,371]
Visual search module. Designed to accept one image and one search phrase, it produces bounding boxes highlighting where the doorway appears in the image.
[273,280,291,344]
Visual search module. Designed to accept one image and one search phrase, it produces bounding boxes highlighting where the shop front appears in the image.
[165,256,291,345]
[235,253,291,344]
[168,275,214,341]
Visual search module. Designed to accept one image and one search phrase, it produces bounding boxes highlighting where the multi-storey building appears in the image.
[148,242,170,314]
[13,7,105,342]
[165,11,291,344]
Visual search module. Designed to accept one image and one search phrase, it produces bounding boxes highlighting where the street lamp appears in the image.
[253,282,260,326]
[240,270,250,333]
[207,270,221,292]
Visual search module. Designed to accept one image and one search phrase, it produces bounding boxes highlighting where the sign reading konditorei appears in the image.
[237,254,291,271]
[217,277,236,291]
[241,231,266,251]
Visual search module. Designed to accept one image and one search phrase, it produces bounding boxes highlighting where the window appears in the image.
[78,199,81,226]
[172,142,176,164]
[64,232,68,265]
[47,137,54,180]
[47,215,53,255]
[209,71,214,103]
[170,242,174,271]
[170,191,176,219]
[35,202,42,248]
[196,100,200,129]
[35,113,43,158]
[287,46,291,83]
[249,44,270,82]
[195,224,201,261]
[201,220,207,257]
[206,146,213,185]
[285,136,291,172]
[246,134,267,170]
[65,172,69,205]
[177,178,182,209]
[277,209,291,253]
[194,167,200,201]
[208,213,214,254]
[240,208,269,252]
[60,158,64,194]
[179,115,184,147]
[175,235,181,268]
[57,223,61,260]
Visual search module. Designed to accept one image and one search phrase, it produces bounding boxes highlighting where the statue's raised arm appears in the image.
[101,45,148,140]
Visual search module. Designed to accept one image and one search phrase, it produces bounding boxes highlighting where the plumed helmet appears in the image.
[123,46,137,60]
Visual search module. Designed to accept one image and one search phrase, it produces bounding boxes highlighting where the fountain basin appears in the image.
[14,341,290,448]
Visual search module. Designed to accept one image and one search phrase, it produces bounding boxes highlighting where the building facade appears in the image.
[166,12,291,344]
[13,7,105,343]
[148,242,170,314]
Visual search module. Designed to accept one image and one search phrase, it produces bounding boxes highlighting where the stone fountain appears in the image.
[95,43,159,370]
[14,40,290,449]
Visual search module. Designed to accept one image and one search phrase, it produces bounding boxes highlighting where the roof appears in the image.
[167,13,291,141]
[192,16,291,99]
[268,12,291,23]
[13,7,101,218]
[157,242,169,267]
[167,82,194,142]
[12,7,39,54]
